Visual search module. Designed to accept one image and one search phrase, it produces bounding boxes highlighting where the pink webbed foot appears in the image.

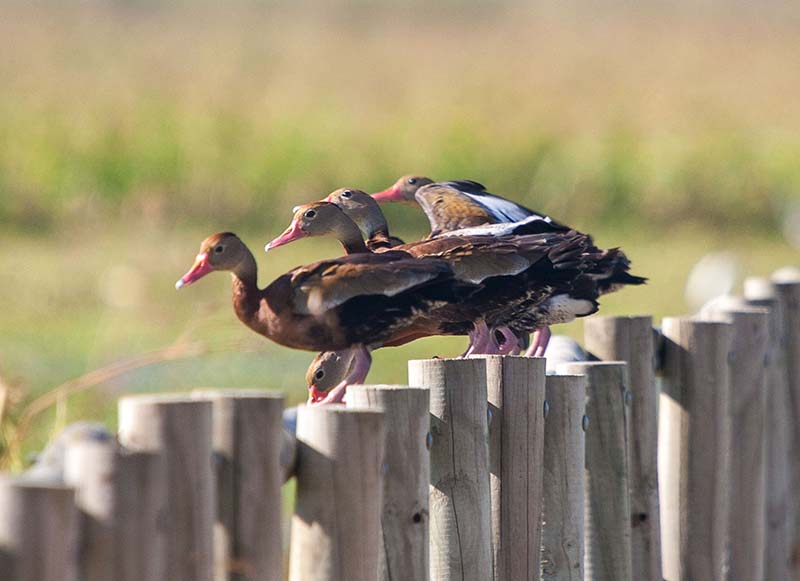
[494,327,520,355]
[462,320,492,357]
[525,327,552,358]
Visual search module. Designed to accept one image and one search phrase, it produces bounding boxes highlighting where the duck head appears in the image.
[325,188,389,237]
[176,232,250,289]
[305,349,357,403]
[372,175,434,203]
[265,201,365,252]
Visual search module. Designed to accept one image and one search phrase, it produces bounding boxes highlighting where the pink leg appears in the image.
[494,327,520,355]
[525,326,552,358]
[462,320,491,357]
[310,346,372,404]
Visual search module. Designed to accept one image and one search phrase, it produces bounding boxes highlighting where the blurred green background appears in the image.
[1,0,799,464]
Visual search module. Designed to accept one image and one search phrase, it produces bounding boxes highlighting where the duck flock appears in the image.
[176,176,645,403]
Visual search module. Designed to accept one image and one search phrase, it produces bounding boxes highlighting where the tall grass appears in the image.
[2,1,799,233]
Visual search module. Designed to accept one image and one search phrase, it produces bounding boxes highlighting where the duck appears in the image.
[267,200,512,356]
[305,350,358,403]
[176,232,480,403]
[265,197,610,357]
[372,175,567,237]
[370,179,646,351]
[323,187,646,354]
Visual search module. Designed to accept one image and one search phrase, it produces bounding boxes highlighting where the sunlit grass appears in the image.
[1,0,799,464]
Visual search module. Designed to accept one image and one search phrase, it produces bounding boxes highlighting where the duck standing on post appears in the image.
[175,232,480,403]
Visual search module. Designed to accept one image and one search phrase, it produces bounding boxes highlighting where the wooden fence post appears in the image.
[63,435,118,581]
[408,358,491,581]
[541,374,586,581]
[289,405,385,581]
[347,385,430,581]
[192,390,285,581]
[483,355,546,581]
[561,361,632,581]
[63,435,167,581]
[773,275,800,576]
[659,318,731,581]
[118,395,214,581]
[0,477,79,581]
[705,307,769,581]
[584,316,662,581]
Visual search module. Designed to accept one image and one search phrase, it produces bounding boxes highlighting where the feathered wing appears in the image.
[288,255,454,316]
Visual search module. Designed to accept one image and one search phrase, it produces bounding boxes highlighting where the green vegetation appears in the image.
[1,1,798,467]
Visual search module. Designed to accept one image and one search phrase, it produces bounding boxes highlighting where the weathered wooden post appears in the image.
[584,315,662,581]
[118,395,215,581]
[700,305,769,581]
[408,358,491,581]
[561,361,632,581]
[288,405,385,581]
[773,274,800,577]
[193,390,285,581]
[347,385,430,581]
[659,318,731,581]
[63,435,166,581]
[541,374,586,581]
[0,477,79,581]
[483,355,546,581]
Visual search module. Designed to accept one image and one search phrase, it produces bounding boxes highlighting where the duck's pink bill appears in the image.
[371,184,403,203]
[265,220,306,251]
[175,253,212,289]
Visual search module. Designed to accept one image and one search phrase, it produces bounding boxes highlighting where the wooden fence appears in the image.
[0,272,798,580]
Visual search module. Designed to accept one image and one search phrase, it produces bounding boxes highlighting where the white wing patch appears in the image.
[461,191,542,223]
[540,294,596,324]
[440,214,553,238]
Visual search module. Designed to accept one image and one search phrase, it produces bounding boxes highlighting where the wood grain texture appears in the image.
[347,385,431,581]
[63,437,118,581]
[708,308,768,581]
[118,395,215,581]
[115,450,168,581]
[63,438,167,581]
[584,316,662,581]
[288,405,385,581]
[408,358,491,581]
[659,318,732,581]
[0,477,79,581]
[773,278,800,577]
[483,355,546,581]
[193,390,285,581]
[561,361,632,581]
[541,374,586,581]
[744,294,793,581]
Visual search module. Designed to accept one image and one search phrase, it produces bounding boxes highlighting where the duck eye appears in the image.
[314,369,325,381]
[341,190,352,198]
[304,209,317,219]
[214,245,224,254]
[407,178,417,185]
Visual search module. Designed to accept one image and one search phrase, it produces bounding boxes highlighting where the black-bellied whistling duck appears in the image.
[305,349,357,403]
[371,179,646,353]
[267,201,503,356]
[176,232,480,403]
[265,199,614,358]
[372,176,567,237]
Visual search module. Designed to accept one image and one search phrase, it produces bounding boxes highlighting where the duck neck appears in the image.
[333,221,370,254]
[230,250,261,319]
[363,208,394,249]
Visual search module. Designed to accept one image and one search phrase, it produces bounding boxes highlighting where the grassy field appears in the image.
[1,0,799,466]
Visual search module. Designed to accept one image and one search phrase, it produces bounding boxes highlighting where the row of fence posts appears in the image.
[0,273,797,580]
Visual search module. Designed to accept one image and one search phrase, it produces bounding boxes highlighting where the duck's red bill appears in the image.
[371,185,403,203]
[309,385,326,403]
[175,253,212,289]
[265,220,306,251]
